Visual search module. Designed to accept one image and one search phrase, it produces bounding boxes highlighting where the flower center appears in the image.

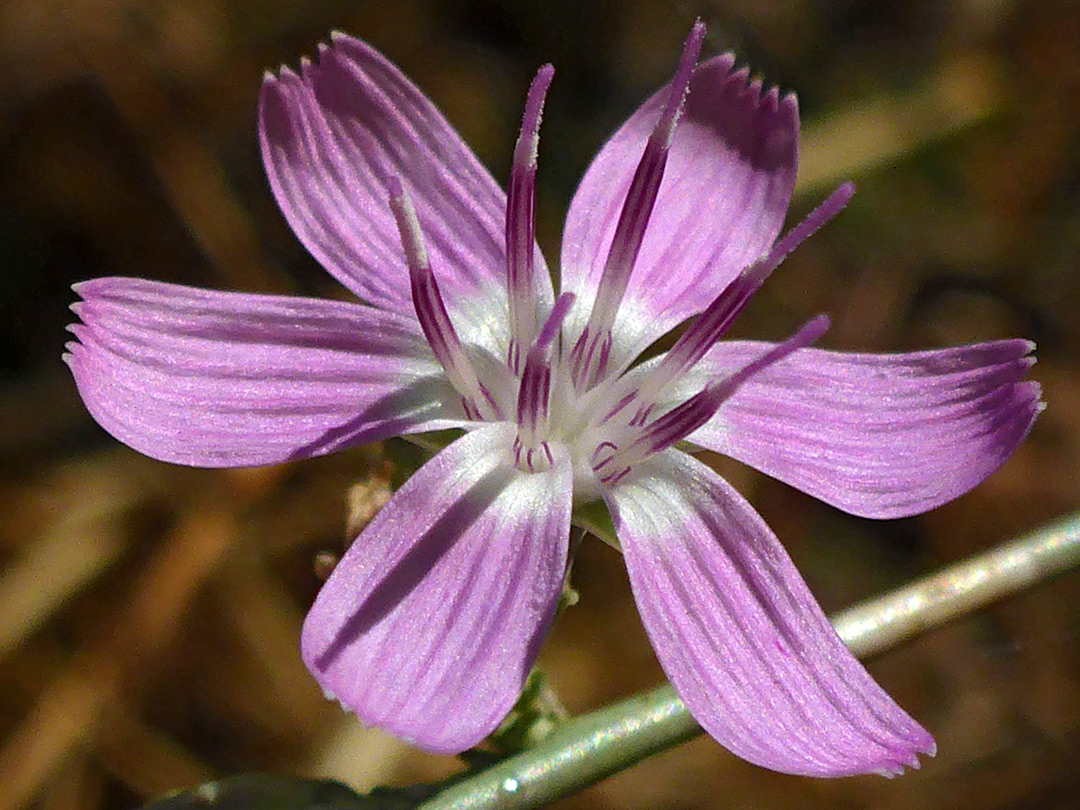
[383,20,849,488]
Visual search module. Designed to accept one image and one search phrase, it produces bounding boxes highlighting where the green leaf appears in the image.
[571,500,618,549]
[487,669,568,755]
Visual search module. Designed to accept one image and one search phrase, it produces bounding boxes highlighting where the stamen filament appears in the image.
[506,65,554,373]
[767,182,855,270]
[515,293,575,471]
[534,292,576,353]
[571,20,706,392]
[625,183,856,413]
[632,262,770,410]
[388,178,500,421]
[595,315,829,484]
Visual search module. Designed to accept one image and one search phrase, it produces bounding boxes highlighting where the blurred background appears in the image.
[1,0,1079,808]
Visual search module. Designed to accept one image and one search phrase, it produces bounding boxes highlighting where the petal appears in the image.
[562,55,798,365]
[687,339,1042,518]
[65,277,460,467]
[605,449,935,777]
[260,34,538,355]
[302,424,572,753]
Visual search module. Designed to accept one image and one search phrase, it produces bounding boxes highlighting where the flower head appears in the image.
[65,22,1041,777]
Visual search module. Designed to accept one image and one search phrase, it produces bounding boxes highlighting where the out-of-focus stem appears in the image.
[418,511,1080,810]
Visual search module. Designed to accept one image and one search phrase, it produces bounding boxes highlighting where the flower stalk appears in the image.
[418,510,1080,810]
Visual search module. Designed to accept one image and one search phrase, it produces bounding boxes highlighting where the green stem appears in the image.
[419,511,1080,810]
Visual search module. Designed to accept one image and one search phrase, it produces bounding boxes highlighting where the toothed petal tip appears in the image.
[257,25,523,325]
[762,85,781,111]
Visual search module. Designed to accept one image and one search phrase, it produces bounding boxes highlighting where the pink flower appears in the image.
[65,23,1040,776]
